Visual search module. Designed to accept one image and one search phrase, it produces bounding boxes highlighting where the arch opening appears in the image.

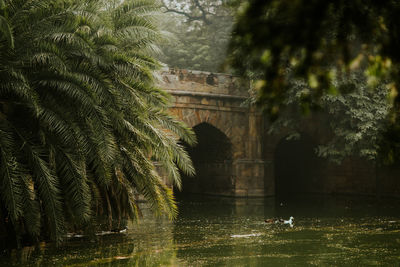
[177,122,233,196]
[274,134,323,199]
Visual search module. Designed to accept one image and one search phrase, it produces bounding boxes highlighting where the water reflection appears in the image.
[1,195,400,266]
[173,195,400,266]
[2,210,178,267]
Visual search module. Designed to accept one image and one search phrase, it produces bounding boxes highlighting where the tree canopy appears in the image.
[228,0,400,163]
[229,0,400,117]
[0,0,195,247]
[266,71,390,163]
[159,0,233,72]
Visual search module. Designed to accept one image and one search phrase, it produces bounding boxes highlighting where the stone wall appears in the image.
[157,68,400,198]
[264,112,400,197]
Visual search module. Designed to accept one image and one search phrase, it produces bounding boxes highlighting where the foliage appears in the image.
[159,0,233,72]
[228,0,400,164]
[228,0,400,117]
[318,79,390,163]
[268,71,391,163]
[0,0,195,247]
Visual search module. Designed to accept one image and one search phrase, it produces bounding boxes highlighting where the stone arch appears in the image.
[179,109,232,141]
[273,132,323,199]
[177,122,235,196]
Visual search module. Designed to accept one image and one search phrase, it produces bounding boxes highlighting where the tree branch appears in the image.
[193,0,209,23]
[160,0,211,24]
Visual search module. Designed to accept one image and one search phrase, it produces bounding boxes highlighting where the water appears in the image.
[1,195,400,266]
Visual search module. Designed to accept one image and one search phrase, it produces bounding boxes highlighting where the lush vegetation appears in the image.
[159,0,233,72]
[266,71,391,163]
[228,0,400,164]
[0,0,195,247]
[3,0,400,250]
[229,0,400,115]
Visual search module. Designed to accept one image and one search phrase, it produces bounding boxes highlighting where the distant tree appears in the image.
[159,0,233,72]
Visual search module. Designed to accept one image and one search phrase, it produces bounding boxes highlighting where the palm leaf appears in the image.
[55,150,91,224]
[26,144,64,244]
[0,15,14,48]
[0,121,23,224]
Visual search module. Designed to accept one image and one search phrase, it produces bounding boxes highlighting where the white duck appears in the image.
[283,216,294,227]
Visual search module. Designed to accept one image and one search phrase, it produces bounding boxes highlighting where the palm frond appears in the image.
[20,174,40,237]
[55,150,91,224]
[0,15,14,48]
[26,144,64,244]
[0,122,23,224]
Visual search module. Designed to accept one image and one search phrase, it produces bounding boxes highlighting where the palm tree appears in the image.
[0,0,195,247]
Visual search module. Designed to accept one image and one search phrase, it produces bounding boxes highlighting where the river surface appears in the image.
[1,195,400,266]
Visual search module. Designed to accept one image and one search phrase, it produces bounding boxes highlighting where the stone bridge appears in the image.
[157,69,400,198]
[157,69,264,197]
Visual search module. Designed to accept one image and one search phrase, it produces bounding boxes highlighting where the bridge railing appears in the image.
[155,68,249,98]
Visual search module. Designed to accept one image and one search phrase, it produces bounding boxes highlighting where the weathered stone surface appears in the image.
[157,68,264,197]
[157,68,400,197]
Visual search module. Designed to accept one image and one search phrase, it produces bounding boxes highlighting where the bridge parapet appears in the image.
[157,68,248,98]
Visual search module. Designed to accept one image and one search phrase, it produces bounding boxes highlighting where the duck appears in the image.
[264,218,284,224]
[264,216,294,227]
[283,216,294,227]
